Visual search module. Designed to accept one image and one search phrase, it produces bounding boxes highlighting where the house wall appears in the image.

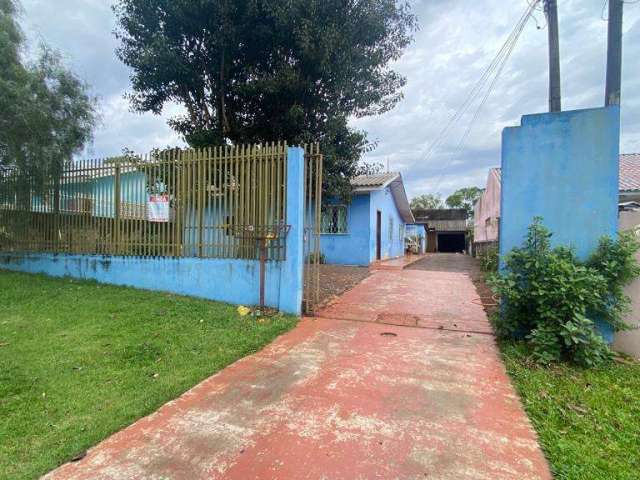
[474,169,501,243]
[369,187,405,262]
[613,210,640,358]
[500,106,620,341]
[320,194,371,266]
[0,147,306,315]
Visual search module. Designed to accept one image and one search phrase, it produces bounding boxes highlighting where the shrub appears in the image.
[490,218,640,367]
[479,246,499,273]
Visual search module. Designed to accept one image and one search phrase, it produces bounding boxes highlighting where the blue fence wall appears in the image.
[500,106,620,341]
[0,254,283,306]
[0,147,306,315]
[500,106,619,259]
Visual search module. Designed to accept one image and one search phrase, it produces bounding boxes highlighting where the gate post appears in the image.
[279,147,305,315]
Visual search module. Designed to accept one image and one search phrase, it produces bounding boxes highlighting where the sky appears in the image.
[17,0,640,199]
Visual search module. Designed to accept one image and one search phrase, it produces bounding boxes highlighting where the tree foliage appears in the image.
[0,0,97,185]
[410,193,443,210]
[490,218,640,367]
[445,186,483,218]
[113,0,417,196]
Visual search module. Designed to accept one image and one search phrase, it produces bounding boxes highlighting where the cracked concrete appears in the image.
[44,254,551,480]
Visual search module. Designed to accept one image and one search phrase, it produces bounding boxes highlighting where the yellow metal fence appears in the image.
[0,143,294,261]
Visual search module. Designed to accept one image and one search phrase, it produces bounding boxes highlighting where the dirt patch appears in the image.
[468,263,499,318]
[308,264,370,310]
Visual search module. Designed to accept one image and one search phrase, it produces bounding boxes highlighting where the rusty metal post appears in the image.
[259,237,267,308]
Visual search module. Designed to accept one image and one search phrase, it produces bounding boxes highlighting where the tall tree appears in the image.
[411,194,444,210]
[113,0,416,196]
[445,186,484,218]
[0,0,97,189]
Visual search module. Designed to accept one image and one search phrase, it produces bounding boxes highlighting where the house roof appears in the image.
[412,209,468,222]
[351,172,415,223]
[351,172,401,190]
[620,154,640,192]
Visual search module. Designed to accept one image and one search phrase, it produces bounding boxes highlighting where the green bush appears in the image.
[479,246,499,272]
[490,218,640,367]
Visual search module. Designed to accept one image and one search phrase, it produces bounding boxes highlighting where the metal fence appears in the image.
[303,144,323,313]
[0,143,293,261]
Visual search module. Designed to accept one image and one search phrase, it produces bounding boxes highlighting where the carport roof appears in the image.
[412,208,468,222]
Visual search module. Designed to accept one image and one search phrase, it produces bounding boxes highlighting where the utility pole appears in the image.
[543,0,562,112]
[605,0,624,106]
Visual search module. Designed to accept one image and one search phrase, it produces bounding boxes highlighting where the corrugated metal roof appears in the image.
[351,172,400,189]
[620,154,640,192]
[412,209,468,221]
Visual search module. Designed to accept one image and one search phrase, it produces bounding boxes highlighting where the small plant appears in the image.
[306,251,326,264]
[490,218,640,367]
[478,246,499,273]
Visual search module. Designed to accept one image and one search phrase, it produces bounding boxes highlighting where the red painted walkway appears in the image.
[45,254,551,480]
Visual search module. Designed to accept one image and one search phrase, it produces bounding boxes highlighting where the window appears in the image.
[389,217,394,242]
[321,205,348,234]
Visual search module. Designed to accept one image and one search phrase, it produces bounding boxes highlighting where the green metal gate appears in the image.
[303,144,323,314]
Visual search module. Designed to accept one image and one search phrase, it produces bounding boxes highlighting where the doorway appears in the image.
[437,233,466,253]
[376,210,382,260]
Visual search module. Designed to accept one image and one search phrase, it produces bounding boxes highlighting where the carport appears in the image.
[437,231,466,252]
[412,208,468,253]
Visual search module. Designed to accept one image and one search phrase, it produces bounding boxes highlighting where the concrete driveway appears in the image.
[45,254,551,480]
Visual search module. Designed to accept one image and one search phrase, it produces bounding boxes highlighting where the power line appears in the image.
[427,1,540,193]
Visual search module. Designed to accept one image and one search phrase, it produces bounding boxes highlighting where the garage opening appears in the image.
[437,233,466,253]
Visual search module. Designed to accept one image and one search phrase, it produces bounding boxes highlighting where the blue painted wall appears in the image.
[369,188,405,263]
[500,106,620,341]
[319,186,407,266]
[320,194,370,266]
[0,253,283,307]
[0,147,306,315]
[500,106,619,260]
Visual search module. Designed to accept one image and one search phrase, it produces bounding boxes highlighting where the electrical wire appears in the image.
[418,3,539,165]
[426,0,541,193]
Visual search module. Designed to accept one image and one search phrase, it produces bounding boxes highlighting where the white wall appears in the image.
[614,210,640,358]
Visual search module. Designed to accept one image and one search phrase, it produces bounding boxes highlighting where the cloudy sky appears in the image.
[18,0,640,199]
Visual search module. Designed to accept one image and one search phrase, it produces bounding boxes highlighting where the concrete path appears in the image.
[45,254,551,480]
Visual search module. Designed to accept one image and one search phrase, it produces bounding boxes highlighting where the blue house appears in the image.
[320,172,414,266]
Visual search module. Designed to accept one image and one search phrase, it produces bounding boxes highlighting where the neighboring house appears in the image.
[620,153,640,203]
[319,172,414,266]
[473,168,501,249]
[473,153,640,252]
[412,208,468,253]
[614,207,640,359]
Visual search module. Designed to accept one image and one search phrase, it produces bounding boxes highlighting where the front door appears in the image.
[376,210,382,260]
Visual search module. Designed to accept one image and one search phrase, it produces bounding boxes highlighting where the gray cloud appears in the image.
[17,0,640,198]
[354,0,640,198]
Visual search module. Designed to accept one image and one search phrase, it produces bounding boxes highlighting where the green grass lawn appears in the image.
[501,342,640,480]
[0,271,298,480]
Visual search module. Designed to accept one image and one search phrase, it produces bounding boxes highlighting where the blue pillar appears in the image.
[278,147,305,315]
[499,106,621,341]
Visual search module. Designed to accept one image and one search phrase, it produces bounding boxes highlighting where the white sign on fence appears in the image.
[147,194,170,223]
